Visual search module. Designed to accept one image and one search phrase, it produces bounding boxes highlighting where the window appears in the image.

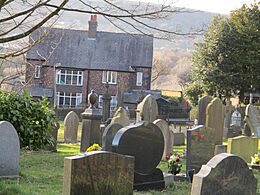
[136,72,143,86]
[56,69,83,86]
[35,65,41,78]
[102,71,117,84]
[98,95,117,111]
[56,92,82,108]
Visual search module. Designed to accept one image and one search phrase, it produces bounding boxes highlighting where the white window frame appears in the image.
[56,69,83,86]
[136,72,143,86]
[56,92,82,108]
[102,71,117,84]
[35,65,41,78]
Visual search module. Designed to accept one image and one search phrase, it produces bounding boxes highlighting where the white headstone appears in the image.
[231,110,241,127]
[245,105,260,137]
[0,121,20,178]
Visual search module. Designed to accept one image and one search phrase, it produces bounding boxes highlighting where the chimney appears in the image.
[88,15,97,39]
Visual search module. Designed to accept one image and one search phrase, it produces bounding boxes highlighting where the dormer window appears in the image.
[35,65,41,78]
[136,72,143,86]
[102,71,117,84]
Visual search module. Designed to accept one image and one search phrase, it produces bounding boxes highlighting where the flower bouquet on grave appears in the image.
[86,143,102,152]
[167,154,182,175]
[251,154,260,165]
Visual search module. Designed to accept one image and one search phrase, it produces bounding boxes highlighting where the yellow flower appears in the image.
[86,143,102,152]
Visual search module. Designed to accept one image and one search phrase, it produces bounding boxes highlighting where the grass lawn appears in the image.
[1,123,260,194]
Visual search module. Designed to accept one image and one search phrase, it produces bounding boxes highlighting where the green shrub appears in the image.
[0,91,56,150]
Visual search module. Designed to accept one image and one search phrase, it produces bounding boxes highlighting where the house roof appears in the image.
[124,90,161,104]
[27,28,153,72]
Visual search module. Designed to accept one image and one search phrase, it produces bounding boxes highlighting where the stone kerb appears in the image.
[0,121,20,178]
[191,153,257,195]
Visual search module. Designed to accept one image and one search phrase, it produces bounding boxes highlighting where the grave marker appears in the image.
[63,151,134,195]
[187,125,215,173]
[64,111,79,143]
[197,95,212,125]
[206,98,225,145]
[111,107,130,127]
[245,104,260,137]
[191,153,257,195]
[0,121,20,178]
[154,119,173,160]
[227,135,258,163]
[136,94,158,123]
[112,121,165,190]
[102,123,123,152]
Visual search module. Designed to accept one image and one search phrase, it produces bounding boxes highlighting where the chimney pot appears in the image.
[88,15,97,39]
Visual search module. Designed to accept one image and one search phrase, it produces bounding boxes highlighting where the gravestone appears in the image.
[0,121,20,178]
[136,94,158,123]
[191,153,257,195]
[112,121,165,190]
[226,124,242,139]
[231,109,241,127]
[63,151,134,195]
[64,111,79,143]
[197,95,212,125]
[102,123,123,152]
[206,98,225,145]
[80,90,102,153]
[111,107,130,127]
[173,132,185,146]
[224,100,235,128]
[187,125,215,173]
[227,135,258,163]
[214,145,227,155]
[153,119,173,160]
[245,104,260,137]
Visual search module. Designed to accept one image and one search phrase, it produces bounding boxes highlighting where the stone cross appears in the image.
[102,83,111,122]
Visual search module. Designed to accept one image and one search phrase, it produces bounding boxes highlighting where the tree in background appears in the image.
[187,2,260,103]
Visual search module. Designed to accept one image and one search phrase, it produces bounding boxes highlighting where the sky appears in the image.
[136,0,256,14]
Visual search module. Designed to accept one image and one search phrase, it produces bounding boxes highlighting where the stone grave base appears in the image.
[163,173,174,187]
[173,175,189,182]
[134,168,165,191]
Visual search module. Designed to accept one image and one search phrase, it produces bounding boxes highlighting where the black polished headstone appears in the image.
[112,121,165,190]
[102,123,123,152]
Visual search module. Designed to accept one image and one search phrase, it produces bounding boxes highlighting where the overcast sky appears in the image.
[135,0,256,14]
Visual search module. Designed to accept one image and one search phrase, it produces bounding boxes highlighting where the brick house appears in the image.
[26,15,153,114]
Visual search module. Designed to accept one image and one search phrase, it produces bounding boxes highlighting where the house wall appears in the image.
[26,61,152,108]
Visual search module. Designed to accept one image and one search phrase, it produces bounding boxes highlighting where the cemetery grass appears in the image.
[1,123,260,195]
[1,144,260,195]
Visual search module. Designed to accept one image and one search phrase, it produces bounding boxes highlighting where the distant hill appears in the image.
[54,0,219,51]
